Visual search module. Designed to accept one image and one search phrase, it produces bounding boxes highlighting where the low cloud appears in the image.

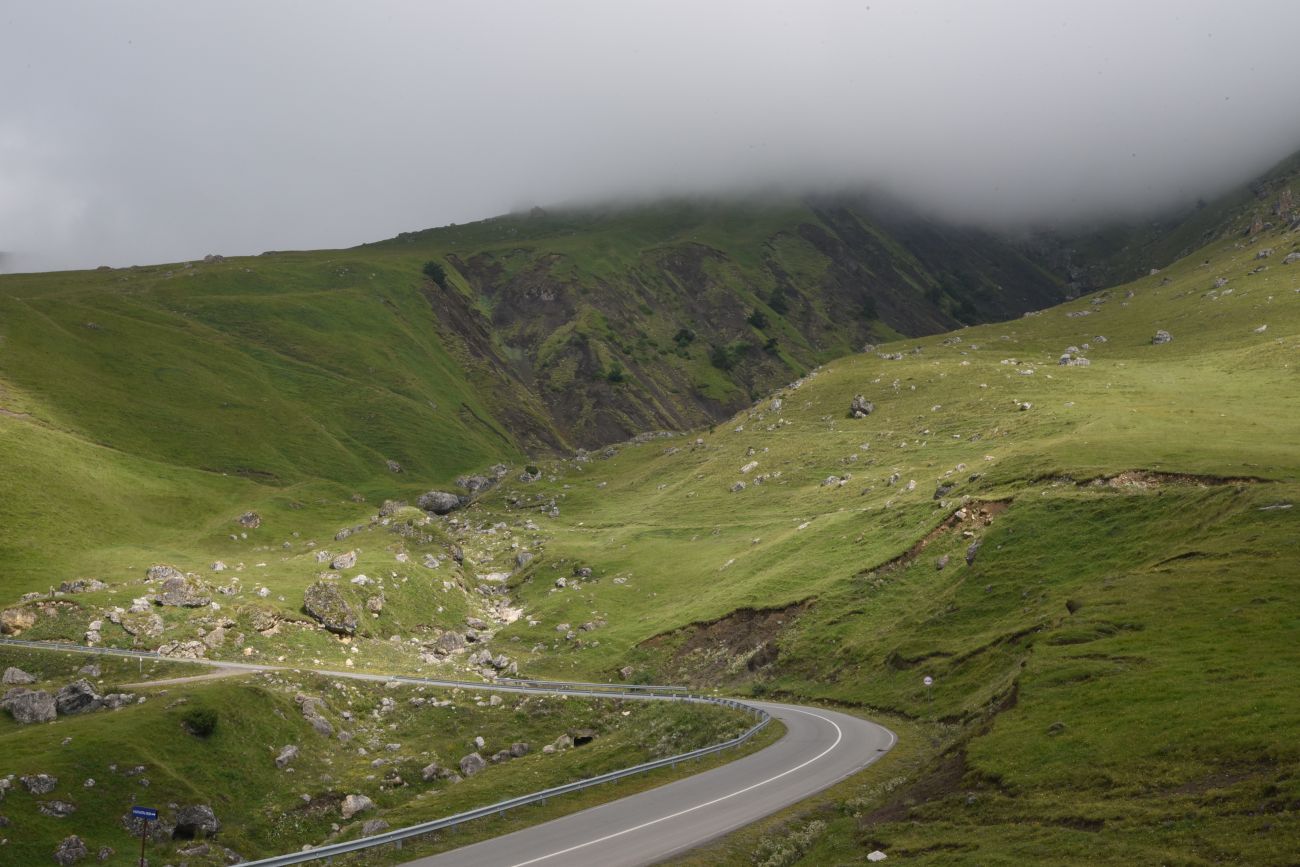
[3,0,1300,271]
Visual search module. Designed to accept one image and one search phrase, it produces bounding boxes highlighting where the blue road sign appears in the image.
[131,806,158,820]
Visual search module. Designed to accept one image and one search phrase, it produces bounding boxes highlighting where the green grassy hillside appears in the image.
[2,154,1299,864]
[445,184,1298,863]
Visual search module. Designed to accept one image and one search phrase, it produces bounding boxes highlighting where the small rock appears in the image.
[361,818,389,836]
[1151,329,1172,345]
[935,554,950,571]
[849,394,875,418]
[275,744,299,769]
[237,511,262,529]
[2,666,35,685]
[40,799,77,817]
[458,752,486,777]
[340,794,374,820]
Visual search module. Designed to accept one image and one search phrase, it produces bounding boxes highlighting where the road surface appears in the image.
[407,701,894,867]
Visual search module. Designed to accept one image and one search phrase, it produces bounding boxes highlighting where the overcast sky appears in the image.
[3,0,1300,272]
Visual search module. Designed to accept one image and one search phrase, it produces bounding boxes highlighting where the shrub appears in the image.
[606,361,626,383]
[673,327,696,347]
[747,310,769,330]
[768,287,790,315]
[182,707,218,737]
[422,261,448,288]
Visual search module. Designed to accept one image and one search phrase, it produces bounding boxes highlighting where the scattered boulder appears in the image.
[237,511,261,529]
[331,550,357,570]
[966,539,983,566]
[174,803,221,838]
[1283,252,1300,265]
[340,794,374,820]
[156,574,211,607]
[458,752,486,777]
[39,799,77,818]
[298,696,334,737]
[849,395,875,418]
[730,481,746,493]
[303,582,359,635]
[420,762,447,782]
[78,663,100,678]
[275,744,299,769]
[53,835,88,865]
[1255,247,1274,260]
[361,818,390,836]
[416,491,461,515]
[935,554,950,571]
[1151,330,1172,345]
[146,564,182,582]
[934,483,955,500]
[509,742,531,758]
[385,459,403,474]
[456,474,492,494]
[55,680,103,716]
[101,693,136,710]
[2,666,35,685]
[4,689,57,724]
[21,773,58,794]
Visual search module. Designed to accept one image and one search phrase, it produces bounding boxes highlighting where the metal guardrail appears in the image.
[0,638,771,866]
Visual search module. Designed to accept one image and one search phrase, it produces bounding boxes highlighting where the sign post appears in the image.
[131,806,158,866]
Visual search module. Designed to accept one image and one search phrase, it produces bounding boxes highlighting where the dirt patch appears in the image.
[638,601,809,686]
[860,749,969,827]
[860,500,1010,579]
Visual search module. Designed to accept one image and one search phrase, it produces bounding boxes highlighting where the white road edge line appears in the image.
[505,706,845,867]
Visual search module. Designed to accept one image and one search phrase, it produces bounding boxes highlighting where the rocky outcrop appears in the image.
[0,607,37,635]
[303,582,358,635]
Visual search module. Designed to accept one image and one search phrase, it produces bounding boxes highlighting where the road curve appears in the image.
[408,701,895,867]
[0,639,895,865]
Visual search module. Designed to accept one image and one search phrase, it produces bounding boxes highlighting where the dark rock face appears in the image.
[302,582,358,635]
[417,490,462,514]
[4,689,57,724]
[55,680,103,715]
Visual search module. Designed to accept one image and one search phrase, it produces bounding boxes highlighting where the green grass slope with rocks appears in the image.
[0,646,750,866]
[440,186,1298,863]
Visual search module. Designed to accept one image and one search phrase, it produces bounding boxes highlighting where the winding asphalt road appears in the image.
[410,701,895,867]
[0,639,895,865]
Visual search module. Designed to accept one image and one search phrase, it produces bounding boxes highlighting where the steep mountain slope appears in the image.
[374,198,1070,446]
[0,198,1070,589]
